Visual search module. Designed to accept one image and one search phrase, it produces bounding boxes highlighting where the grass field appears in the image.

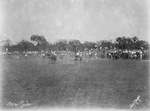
[1,56,150,109]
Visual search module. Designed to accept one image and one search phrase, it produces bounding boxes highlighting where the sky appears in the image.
[0,0,150,43]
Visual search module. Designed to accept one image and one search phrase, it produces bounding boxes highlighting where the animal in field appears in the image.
[129,52,141,60]
[74,55,82,63]
[43,53,57,63]
[74,51,82,63]
[49,54,57,63]
[107,51,119,60]
[113,52,119,60]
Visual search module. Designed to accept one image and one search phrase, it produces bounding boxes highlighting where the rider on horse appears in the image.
[74,50,82,63]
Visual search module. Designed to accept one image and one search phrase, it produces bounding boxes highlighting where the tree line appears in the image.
[2,35,149,53]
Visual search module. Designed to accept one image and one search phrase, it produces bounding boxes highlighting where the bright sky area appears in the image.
[0,0,150,43]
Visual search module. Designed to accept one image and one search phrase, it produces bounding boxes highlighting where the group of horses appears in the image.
[3,49,147,64]
[107,50,142,60]
[42,51,83,64]
[42,53,57,63]
[74,52,82,63]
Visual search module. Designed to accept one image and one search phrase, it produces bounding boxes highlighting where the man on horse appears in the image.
[74,50,82,63]
[43,50,57,63]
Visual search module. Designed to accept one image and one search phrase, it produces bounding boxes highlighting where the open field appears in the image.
[1,56,150,109]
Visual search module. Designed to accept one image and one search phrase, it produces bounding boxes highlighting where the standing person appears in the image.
[140,51,143,60]
[89,50,92,58]
[25,53,27,59]
[95,52,98,59]
[76,51,80,56]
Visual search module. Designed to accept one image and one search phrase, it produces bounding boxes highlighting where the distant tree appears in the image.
[132,36,139,43]
[30,35,49,51]
[136,40,149,50]
[55,39,68,51]
[16,40,35,52]
[30,35,46,44]
[68,39,81,52]
[115,36,131,50]
[115,37,124,50]
[131,36,139,49]
[83,41,97,50]
[114,36,149,50]
[2,39,12,52]
[3,39,12,46]
[97,40,114,50]
[126,37,133,50]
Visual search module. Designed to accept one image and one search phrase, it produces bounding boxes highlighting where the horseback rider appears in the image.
[76,51,80,57]
[74,50,82,63]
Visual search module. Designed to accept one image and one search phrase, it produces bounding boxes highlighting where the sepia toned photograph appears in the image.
[0,0,150,110]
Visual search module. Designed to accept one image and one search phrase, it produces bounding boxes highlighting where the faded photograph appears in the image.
[0,0,149,110]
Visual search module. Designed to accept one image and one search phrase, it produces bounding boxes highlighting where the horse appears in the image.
[44,53,57,63]
[74,55,82,63]
[49,54,57,63]
[74,52,82,63]
[129,52,141,60]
